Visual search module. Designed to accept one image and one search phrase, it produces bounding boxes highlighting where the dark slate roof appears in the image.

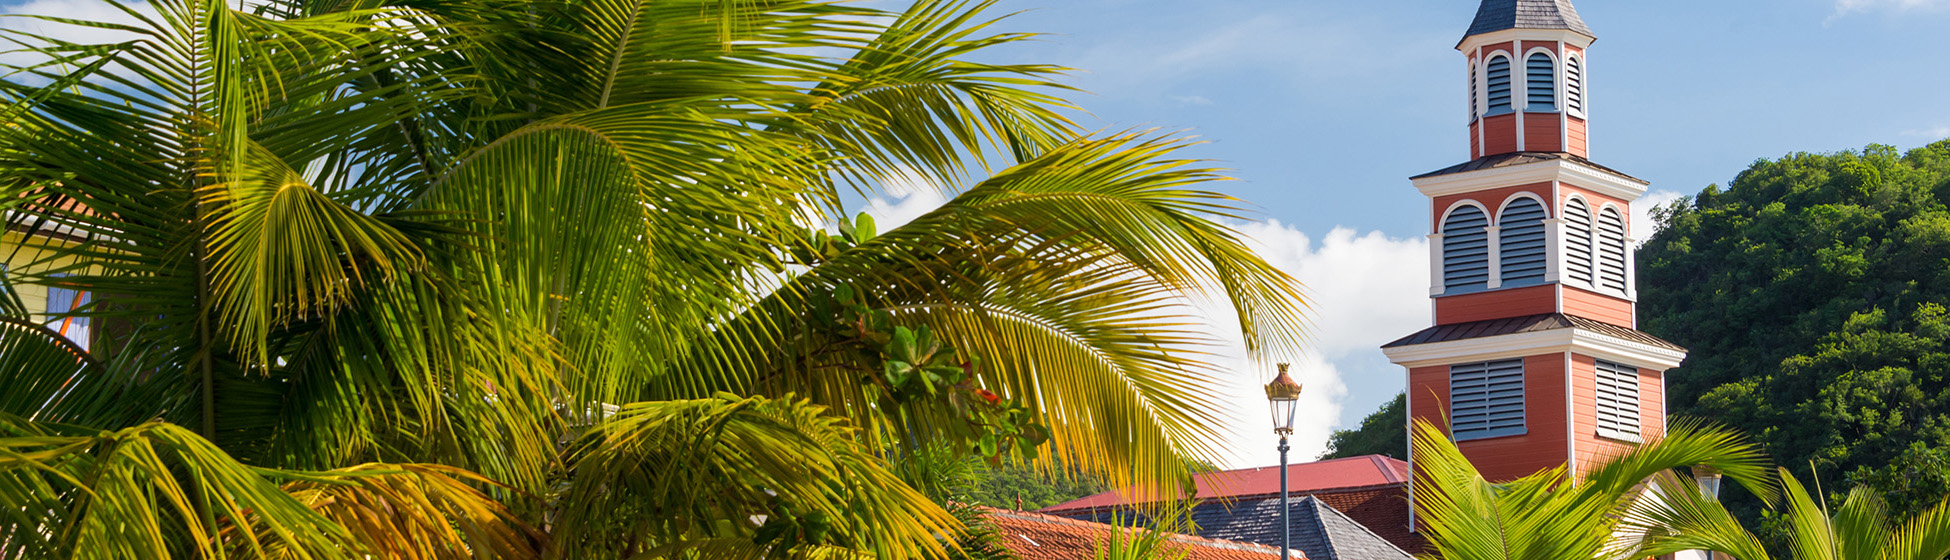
[1189,496,1414,560]
[1411,151,1649,185]
[1383,313,1687,353]
[1464,0,1593,39]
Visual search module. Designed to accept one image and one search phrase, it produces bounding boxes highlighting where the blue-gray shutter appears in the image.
[1442,206,1490,292]
[1498,197,1548,286]
[1597,207,1628,292]
[1451,359,1525,441]
[1565,198,1594,285]
[1526,53,1556,111]
[1595,360,1640,438]
[1485,56,1512,115]
[1565,56,1584,114]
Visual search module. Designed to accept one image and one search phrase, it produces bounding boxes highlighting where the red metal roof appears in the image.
[985,508,1290,560]
[1041,455,1410,513]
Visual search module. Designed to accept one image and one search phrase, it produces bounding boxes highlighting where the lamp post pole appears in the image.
[1264,363,1303,560]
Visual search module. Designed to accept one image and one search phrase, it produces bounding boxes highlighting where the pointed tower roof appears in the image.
[1464,0,1593,39]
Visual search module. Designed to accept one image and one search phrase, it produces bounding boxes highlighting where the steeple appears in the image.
[1385,0,1688,484]
[1464,0,1594,40]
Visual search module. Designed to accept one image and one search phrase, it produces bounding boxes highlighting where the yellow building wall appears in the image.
[3,229,91,322]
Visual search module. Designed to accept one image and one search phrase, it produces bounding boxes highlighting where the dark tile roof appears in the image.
[1189,496,1415,560]
[1411,151,1648,184]
[1382,312,1686,353]
[984,508,1287,560]
[1465,0,1593,39]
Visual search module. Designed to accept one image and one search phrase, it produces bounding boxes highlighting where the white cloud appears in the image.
[1904,125,1950,141]
[1830,0,1948,21]
[1166,94,1213,107]
[0,0,154,65]
[862,171,949,230]
[1207,222,1430,468]
[1632,190,1685,245]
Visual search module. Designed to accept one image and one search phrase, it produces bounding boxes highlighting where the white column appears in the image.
[1428,233,1446,296]
[1624,235,1639,300]
[1485,225,1503,289]
[1543,218,1564,283]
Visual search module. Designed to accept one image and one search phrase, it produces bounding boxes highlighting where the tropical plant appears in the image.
[1091,500,1197,560]
[1625,467,1950,560]
[0,0,1307,557]
[1410,418,1774,560]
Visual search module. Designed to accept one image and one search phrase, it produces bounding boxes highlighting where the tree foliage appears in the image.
[1640,140,1950,522]
[1319,392,1406,461]
[0,0,1310,557]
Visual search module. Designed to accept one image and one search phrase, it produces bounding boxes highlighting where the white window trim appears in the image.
[1595,203,1631,299]
[1564,52,1588,119]
[1522,47,1560,114]
[1495,193,1551,288]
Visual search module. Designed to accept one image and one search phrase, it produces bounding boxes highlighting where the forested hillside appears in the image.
[1640,140,1950,517]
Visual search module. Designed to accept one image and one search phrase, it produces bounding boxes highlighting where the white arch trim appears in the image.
[1439,199,1494,229]
[1496,191,1552,220]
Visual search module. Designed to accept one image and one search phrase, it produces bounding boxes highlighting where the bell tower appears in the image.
[1381,0,1688,483]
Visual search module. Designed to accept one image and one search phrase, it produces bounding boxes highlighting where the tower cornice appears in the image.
[1382,321,1687,370]
[1411,154,1648,203]
[1458,28,1594,54]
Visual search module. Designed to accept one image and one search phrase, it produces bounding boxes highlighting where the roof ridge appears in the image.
[1302,497,1339,560]
[1304,495,1415,559]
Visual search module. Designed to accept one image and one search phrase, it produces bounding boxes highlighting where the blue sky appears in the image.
[907,0,1950,466]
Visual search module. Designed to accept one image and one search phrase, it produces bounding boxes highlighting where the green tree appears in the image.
[1640,140,1950,523]
[0,0,1309,557]
[1320,392,1406,460]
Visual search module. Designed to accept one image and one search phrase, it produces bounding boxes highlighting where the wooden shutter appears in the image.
[1498,197,1548,286]
[1597,207,1628,292]
[1595,360,1640,439]
[1566,56,1584,114]
[1526,53,1556,111]
[1451,359,1526,441]
[1485,56,1512,114]
[1565,198,1595,285]
[1442,206,1490,292]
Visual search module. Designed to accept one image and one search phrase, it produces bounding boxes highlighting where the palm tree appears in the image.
[1410,418,1773,560]
[1624,467,1950,560]
[0,0,1308,557]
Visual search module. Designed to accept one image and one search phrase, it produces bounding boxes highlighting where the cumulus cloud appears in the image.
[0,0,156,79]
[1904,125,1950,141]
[1834,0,1949,14]
[1208,222,1429,468]
[862,171,949,230]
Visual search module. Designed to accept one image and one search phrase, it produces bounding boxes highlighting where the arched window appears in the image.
[1442,205,1491,292]
[1485,55,1512,115]
[1597,206,1628,292]
[1499,197,1548,286]
[1565,55,1584,114]
[1564,197,1595,285]
[1527,52,1556,111]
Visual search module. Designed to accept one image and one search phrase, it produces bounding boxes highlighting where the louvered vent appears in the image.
[1597,207,1628,292]
[1595,360,1640,439]
[1451,359,1525,441]
[1527,53,1556,111]
[1565,198,1595,285]
[1499,197,1548,286]
[1442,205,1490,292]
[1566,56,1584,114]
[1485,56,1512,114]
[1469,62,1479,121]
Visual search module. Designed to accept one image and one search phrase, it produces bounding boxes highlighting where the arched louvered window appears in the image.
[1468,61,1479,121]
[1526,52,1556,111]
[1485,55,1512,115]
[1597,206,1628,293]
[1452,358,1525,441]
[1565,55,1584,114]
[1441,205,1491,293]
[1564,197,1595,286]
[1498,197,1548,287]
[1595,360,1641,440]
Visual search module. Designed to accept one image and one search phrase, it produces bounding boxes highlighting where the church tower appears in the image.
[1380,0,1688,483]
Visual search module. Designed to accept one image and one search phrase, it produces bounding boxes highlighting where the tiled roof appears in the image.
[1041,455,1410,512]
[984,508,1287,560]
[1411,151,1649,185]
[1382,313,1687,353]
[1464,0,1593,39]
[1056,486,1427,557]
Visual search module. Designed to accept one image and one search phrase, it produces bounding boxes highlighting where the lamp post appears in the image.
[1694,466,1723,560]
[1264,363,1303,560]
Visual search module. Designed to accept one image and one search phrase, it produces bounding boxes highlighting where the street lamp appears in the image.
[1264,363,1303,560]
[1694,466,1723,560]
